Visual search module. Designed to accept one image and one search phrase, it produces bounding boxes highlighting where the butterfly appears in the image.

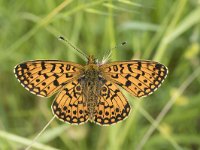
[14,38,168,126]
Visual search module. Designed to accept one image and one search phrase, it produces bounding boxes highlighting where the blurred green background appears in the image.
[0,0,200,150]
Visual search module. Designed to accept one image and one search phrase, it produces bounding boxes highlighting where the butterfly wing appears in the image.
[52,79,89,125]
[14,60,83,97]
[100,60,168,98]
[94,80,131,125]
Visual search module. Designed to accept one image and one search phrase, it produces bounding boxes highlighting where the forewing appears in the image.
[94,80,131,125]
[14,60,83,97]
[100,60,168,97]
[51,79,89,125]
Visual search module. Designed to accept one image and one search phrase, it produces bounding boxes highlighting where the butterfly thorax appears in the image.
[80,58,105,121]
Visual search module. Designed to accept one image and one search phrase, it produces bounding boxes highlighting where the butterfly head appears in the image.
[87,55,97,64]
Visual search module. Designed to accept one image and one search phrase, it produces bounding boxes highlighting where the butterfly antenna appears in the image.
[59,36,88,61]
[102,41,127,64]
[25,116,56,150]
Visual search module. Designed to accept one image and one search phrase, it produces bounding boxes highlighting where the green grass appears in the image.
[0,0,200,149]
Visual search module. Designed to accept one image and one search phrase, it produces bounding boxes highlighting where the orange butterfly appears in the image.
[14,37,168,126]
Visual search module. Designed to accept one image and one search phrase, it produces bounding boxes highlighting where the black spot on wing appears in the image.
[135,74,140,79]
[125,80,132,87]
[41,61,46,70]
[53,80,59,86]
[59,64,64,73]
[137,62,141,70]
[111,74,119,79]
[155,63,162,69]
[50,64,56,72]
[125,74,131,79]
[66,73,73,78]
[127,64,133,73]
[66,64,71,71]
[119,64,124,73]
[113,65,118,72]
[20,63,28,69]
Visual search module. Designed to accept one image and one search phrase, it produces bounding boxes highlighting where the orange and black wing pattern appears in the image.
[100,60,168,98]
[94,80,131,125]
[51,79,89,125]
[14,60,83,97]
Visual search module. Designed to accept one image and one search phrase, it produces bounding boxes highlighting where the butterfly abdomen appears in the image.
[80,64,105,121]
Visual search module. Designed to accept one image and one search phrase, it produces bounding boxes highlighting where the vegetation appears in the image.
[0,0,200,149]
